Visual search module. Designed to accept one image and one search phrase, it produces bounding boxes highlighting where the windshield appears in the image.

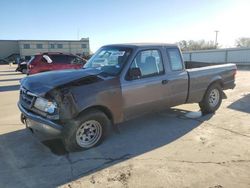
[84,47,132,76]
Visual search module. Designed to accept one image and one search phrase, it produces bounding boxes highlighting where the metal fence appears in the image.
[182,47,250,65]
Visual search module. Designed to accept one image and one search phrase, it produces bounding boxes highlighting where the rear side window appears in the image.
[41,57,47,63]
[167,48,183,71]
[50,55,73,64]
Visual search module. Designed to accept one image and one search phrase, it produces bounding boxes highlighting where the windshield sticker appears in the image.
[111,51,125,56]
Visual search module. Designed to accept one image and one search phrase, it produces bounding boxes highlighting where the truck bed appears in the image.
[185,62,237,103]
[185,61,222,69]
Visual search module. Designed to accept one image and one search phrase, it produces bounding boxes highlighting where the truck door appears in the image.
[121,49,171,120]
[164,48,189,107]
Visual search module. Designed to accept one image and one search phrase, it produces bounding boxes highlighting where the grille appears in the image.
[20,87,37,109]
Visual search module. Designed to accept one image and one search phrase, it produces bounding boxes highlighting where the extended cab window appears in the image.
[128,50,164,79]
[167,48,183,71]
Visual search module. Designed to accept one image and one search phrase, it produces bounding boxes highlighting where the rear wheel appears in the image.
[199,83,222,114]
[21,68,27,74]
[62,109,110,152]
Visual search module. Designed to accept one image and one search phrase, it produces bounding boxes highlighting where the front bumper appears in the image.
[18,102,63,138]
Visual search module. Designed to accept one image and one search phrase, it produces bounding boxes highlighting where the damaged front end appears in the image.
[49,75,104,120]
[18,86,63,138]
[18,72,104,139]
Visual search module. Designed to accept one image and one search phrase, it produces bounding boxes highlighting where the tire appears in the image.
[21,68,27,74]
[199,83,222,114]
[62,109,110,152]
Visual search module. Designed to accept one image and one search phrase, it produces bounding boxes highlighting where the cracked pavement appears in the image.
[0,65,249,188]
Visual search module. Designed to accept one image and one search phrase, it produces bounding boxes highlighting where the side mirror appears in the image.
[128,67,142,80]
[43,55,53,63]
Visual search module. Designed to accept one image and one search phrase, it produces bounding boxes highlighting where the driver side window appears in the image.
[128,50,164,80]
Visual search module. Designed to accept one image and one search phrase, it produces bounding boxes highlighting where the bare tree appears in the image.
[235,37,250,47]
[177,40,188,51]
[177,40,217,51]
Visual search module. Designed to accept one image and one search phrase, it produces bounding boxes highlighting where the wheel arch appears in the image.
[208,76,223,89]
[63,105,113,151]
[201,78,223,102]
[77,105,114,124]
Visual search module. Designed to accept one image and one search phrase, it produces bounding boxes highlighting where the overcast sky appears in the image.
[0,0,249,51]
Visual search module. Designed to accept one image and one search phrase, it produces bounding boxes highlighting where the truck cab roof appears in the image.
[102,43,179,49]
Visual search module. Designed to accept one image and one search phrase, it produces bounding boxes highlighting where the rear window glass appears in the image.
[50,55,74,64]
[27,56,35,65]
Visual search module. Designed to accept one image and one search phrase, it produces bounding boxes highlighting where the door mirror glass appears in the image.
[128,67,142,80]
[43,55,53,63]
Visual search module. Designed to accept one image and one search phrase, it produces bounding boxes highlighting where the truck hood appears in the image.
[21,68,104,95]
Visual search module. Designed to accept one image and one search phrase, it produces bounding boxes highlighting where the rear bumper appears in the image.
[18,102,63,138]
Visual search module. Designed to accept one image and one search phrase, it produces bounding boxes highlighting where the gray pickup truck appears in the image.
[18,43,236,151]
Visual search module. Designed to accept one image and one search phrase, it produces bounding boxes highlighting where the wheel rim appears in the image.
[208,89,220,107]
[76,120,102,148]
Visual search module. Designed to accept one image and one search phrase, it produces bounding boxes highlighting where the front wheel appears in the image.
[62,109,110,152]
[199,83,222,114]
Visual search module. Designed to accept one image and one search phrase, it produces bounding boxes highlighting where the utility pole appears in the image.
[214,30,219,48]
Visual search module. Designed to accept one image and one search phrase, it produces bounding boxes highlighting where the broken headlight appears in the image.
[34,97,57,114]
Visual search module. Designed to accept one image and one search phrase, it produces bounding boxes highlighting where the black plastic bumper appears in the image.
[18,102,63,137]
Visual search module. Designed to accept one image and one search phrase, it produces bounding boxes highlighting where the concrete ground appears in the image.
[0,65,249,188]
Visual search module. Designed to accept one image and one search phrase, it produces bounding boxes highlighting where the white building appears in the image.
[0,38,90,60]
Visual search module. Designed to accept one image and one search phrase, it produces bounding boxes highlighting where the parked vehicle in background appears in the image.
[18,43,237,151]
[16,58,28,74]
[27,52,87,75]
[0,59,9,64]
[0,53,20,65]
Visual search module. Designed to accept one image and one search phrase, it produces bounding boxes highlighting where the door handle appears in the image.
[162,80,168,85]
